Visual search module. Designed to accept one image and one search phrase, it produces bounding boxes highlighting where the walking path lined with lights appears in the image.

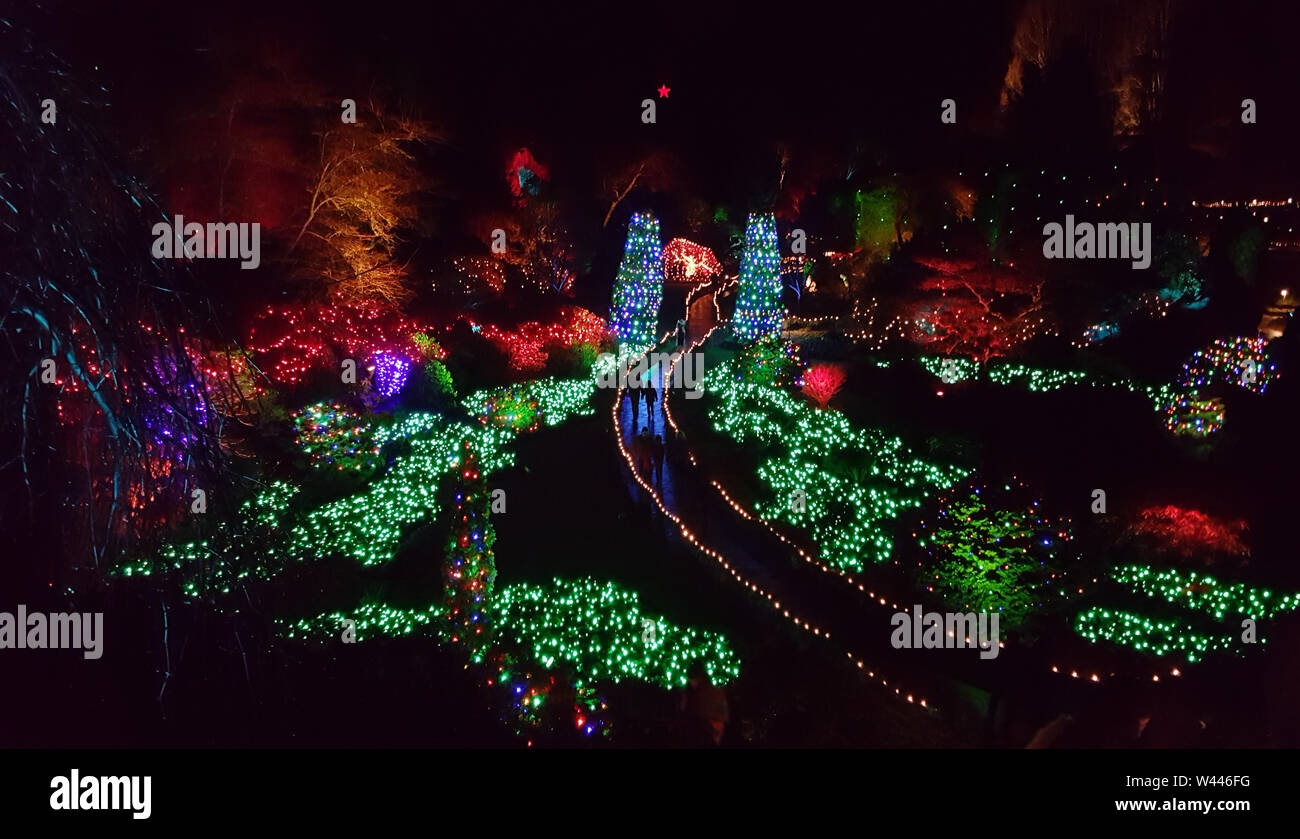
[610,327,945,715]
[662,322,1186,690]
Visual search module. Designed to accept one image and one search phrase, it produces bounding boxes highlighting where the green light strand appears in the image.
[703,353,969,572]
[492,577,742,689]
[1111,564,1300,620]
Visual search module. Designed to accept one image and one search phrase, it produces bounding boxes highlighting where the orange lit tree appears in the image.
[290,102,440,305]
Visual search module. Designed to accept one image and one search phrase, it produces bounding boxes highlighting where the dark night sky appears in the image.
[29,0,1300,209]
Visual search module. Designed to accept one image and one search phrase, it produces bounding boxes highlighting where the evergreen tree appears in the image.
[918,487,1076,632]
[732,212,785,342]
[609,211,665,353]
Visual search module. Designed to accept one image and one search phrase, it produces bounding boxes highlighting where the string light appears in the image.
[293,402,379,473]
[1162,393,1224,437]
[1110,564,1298,620]
[609,212,665,353]
[701,353,969,573]
[915,482,1085,631]
[919,355,980,384]
[113,480,301,596]
[493,578,741,688]
[247,301,428,386]
[446,256,507,296]
[452,308,608,372]
[1074,607,1238,664]
[662,238,722,285]
[462,376,596,433]
[444,440,497,652]
[617,330,939,711]
[731,213,786,342]
[1178,336,1277,394]
[371,353,411,398]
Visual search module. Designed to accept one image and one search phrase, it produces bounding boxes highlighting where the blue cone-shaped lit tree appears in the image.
[609,211,665,353]
[732,212,785,342]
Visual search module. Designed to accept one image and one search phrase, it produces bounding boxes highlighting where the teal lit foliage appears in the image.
[444,441,497,652]
[983,366,1195,435]
[1154,231,1205,300]
[731,213,786,342]
[1110,565,1299,621]
[462,375,595,433]
[492,578,741,688]
[609,211,665,352]
[887,355,1152,399]
[704,357,968,572]
[1082,321,1120,343]
[916,484,1081,631]
[293,401,379,473]
[735,337,801,386]
[113,480,300,598]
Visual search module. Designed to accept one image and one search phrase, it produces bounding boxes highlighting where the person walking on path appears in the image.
[668,427,688,468]
[651,434,665,487]
[635,427,654,476]
[625,386,640,433]
[642,383,657,432]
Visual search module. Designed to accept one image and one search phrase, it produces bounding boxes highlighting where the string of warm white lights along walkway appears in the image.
[662,326,1184,688]
[685,275,738,324]
[617,329,936,712]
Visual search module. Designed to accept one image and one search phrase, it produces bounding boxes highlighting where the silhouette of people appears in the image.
[675,318,688,349]
[680,660,728,746]
[642,383,657,432]
[651,434,665,486]
[669,427,688,465]
[636,427,654,476]
[625,387,639,432]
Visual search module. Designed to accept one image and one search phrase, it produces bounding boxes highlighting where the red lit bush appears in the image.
[801,363,846,409]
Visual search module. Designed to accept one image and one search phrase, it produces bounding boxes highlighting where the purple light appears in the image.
[140,352,210,460]
[372,353,410,398]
